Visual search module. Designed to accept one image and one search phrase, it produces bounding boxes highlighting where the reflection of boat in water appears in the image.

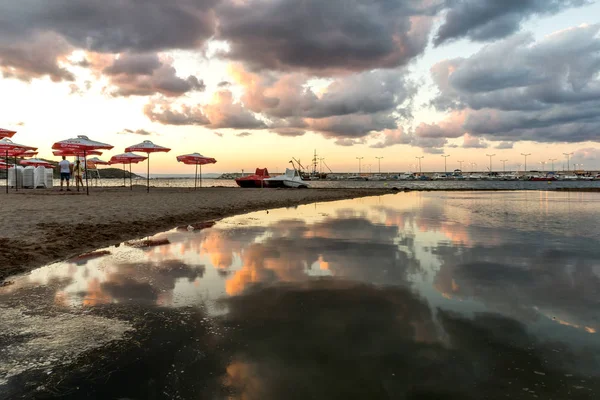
[235,168,270,188]
[265,168,309,188]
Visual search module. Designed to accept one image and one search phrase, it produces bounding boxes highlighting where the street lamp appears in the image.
[521,153,531,172]
[457,160,464,170]
[375,157,383,174]
[486,154,495,172]
[415,156,424,174]
[356,157,364,174]
[540,161,546,172]
[500,159,508,173]
[549,158,557,172]
[563,152,574,172]
[441,155,450,174]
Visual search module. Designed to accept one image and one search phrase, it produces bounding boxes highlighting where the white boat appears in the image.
[397,173,416,180]
[432,173,448,180]
[468,174,484,180]
[264,168,309,188]
[347,175,368,181]
[558,174,578,181]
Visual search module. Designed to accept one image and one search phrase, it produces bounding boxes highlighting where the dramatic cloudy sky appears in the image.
[1,0,599,173]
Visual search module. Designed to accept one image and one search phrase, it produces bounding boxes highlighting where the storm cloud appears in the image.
[144,90,266,130]
[100,53,205,97]
[216,0,437,73]
[428,24,600,143]
[434,0,588,45]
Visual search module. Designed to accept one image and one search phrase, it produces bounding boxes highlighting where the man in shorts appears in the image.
[59,156,71,191]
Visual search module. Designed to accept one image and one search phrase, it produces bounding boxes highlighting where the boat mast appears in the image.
[312,149,318,175]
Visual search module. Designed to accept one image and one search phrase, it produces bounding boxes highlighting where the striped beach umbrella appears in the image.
[52,135,113,195]
[20,158,55,168]
[176,153,217,189]
[125,140,171,193]
[0,138,38,193]
[110,152,148,189]
[0,128,16,139]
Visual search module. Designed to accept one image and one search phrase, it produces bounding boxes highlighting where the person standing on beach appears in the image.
[59,156,71,191]
[73,159,84,191]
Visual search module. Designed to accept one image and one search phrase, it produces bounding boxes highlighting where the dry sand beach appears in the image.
[0,187,391,282]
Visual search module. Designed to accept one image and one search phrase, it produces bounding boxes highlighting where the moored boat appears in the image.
[235,168,271,188]
[264,168,309,188]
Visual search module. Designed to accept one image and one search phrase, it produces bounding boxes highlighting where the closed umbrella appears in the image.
[52,135,113,195]
[176,153,217,189]
[0,138,37,193]
[0,128,16,139]
[109,152,147,189]
[125,140,171,193]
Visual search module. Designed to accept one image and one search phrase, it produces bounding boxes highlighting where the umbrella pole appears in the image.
[84,150,89,195]
[195,163,198,190]
[130,163,132,190]
[14,156,18,192]
[123,163,126,187]
[147,153,150,193]
[5,150,8,194]
[199,164,202,188]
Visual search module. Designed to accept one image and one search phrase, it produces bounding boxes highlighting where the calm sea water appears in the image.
[2,191,600,398]
[42,177,600,190]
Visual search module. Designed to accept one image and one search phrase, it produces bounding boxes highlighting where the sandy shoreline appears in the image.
[0,187,392,282]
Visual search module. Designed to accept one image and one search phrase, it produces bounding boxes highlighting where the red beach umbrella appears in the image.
[0,138,38,193]
[176,153,217,189]
[20,150,38,158]
[109,152,147,189]
[87,157,110,165]
[52,135,113,195]
[0,128,16,139]
[125,140,171,193]
[53,149,103,157]
[20,158,55,168]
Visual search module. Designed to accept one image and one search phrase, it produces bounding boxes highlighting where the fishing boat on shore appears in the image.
[235,168,271,188]
[264,168,309,188]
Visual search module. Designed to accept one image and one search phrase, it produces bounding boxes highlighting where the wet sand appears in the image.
[0,186,391,282]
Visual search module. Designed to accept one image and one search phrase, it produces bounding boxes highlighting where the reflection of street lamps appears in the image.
[441,155,450,174]
[375,157,383,174]
[563,152,573,172]
[457,160,464,170]
[500,159,508,173]
[486,154,495,172]
[415,156,424,174]
[356,157,363,174]
[521,153,531,172]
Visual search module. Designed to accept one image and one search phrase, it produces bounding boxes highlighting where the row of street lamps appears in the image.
[358,152,579,173]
